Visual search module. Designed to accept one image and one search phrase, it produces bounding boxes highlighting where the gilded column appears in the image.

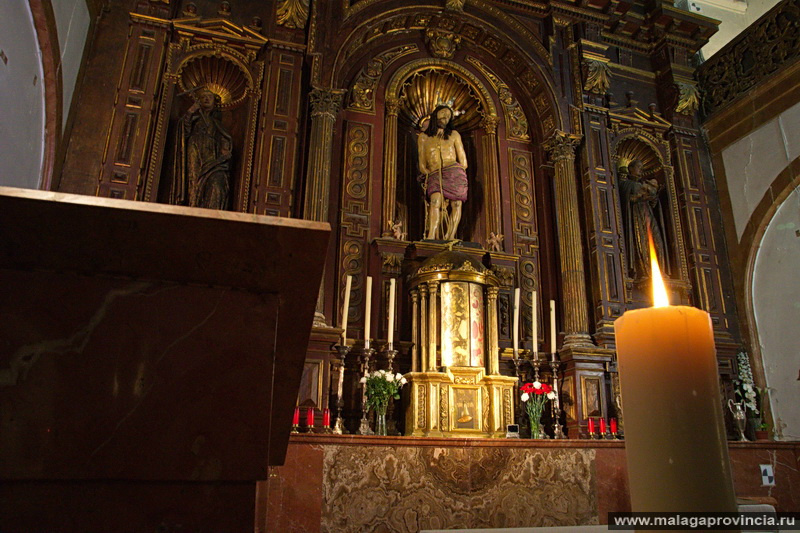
[303,86,345,326]
[411,288,419,373]
[428,281,439,371]
[481,115,502,239]
[486,286,500,375]
[543,131,593,347]
[381,97,401,235]
[420,284,429,372]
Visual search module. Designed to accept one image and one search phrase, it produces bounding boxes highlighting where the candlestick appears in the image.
[387,278,396,348]
[341,275,352,344]
[292,406,300,433]
[331,344,351,435]
[531,290,538,360]
[323,408,331,430]
[610,417,618,438]
[549,299,557,359]
[613,233,737,515]
[587,417,595,437]
[513,288,520,357]
[599,417,606,435]
[358,348,375,435]
[306,407,315,432]
[364,276,372,350]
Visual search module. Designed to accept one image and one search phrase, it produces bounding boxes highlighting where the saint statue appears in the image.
[171,87,233,210]
[618,159,669,279]
[417,105,468,240]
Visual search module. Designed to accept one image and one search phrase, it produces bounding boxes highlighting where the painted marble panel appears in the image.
[320,445,596,532]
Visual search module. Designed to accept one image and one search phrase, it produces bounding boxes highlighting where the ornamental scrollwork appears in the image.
[425,29,462,59]
[349,45,418,112]
[583,58,612,95]
[276,0,310,29]
[674,82,700,116]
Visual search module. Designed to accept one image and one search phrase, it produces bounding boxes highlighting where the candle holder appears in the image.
[384,347,399,435]
[322,408,332,433]
[549,357,566,439]
[385,347,398,373]
[331,344,351,435]
[291,406,300,434]
[587,418,597,439]
[306,407,315,433]
[358,347,375,435]
[511,353,524,429]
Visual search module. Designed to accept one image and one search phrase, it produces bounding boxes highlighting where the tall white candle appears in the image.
[549,300,557,359]
[387,278,396,348]
[531,290,538,359]
[513,288,520,355]
[364,276,372,350]
[340,275,352,344]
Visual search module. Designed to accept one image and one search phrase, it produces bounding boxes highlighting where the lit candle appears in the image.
[387,278,396,348]
[364,276,372,350]
[549,300,557,359]
[587,417,595,435]
[340,275,352,344]
[531,290,538,359]
[513,288,520,356]
[323,408,330,428]
[613,230,737,515]
[599,417,606,435]
[610,418,618,434]
[292,407,300,426]
[306,407,315,428]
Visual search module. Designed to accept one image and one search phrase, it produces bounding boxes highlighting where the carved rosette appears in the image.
[543,130,582,162]
[276,0,310,29]
[481,114,498,135]
[674,82,700,116]
[425,29,462,59]
[583,58,611,95]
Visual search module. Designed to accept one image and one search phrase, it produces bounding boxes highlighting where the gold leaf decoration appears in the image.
[675,82,700,116]
[178,54,251,109]
[583,58,611,95]
[276,0,310,29]
[399,68,484,132]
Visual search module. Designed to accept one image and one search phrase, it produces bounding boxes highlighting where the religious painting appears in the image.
[452,387,479,430]
[469,282,484,367]
[581,375,602,417]
[441,282,470,366]
[297,359,323,408]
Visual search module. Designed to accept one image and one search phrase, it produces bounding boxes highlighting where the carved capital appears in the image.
[674,81,700,116]
[583,58,612,95]
[425,28,462,59]
[385,97,402,117]
[481,114,499,135]
[276,0,310,29]
[445,0,465,12]
[310,87,345,120]
[543,131,582,162]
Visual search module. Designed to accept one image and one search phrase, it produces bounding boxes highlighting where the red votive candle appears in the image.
[292,407,300,425]
[587,417,595,435]
[599,418,607,434]
[610,418,618,434]
[323,408,330,427]
[306,407,314,428]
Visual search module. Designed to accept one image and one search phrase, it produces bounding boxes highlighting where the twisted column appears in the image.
[303,87,345,327]
[543,131,593,347]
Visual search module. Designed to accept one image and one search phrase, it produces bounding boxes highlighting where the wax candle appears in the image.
[513,288,520,355]
[587,417,595,435]
[531,290,538,359]
[364,276,372,350]
[306,407,315,428]
[387,278,396,348]
[599,417,606,434]
[340,275,352,344]
[613,233,737,515]
[549,300,557,359]
[323,408,330,427]
[292,407,300,426]
[610,418,618,434]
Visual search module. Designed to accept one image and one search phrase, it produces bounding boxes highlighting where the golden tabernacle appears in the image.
[404,246,516,437]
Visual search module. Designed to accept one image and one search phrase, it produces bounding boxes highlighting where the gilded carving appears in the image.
[342,240,364,322]
[276,0,310,29]
[543,130,582,162]
[381,252,402,275]
[309,87,344,120]
[490,265,514,287]
[425,29,462,59]
[445,0,465,11]
[418,384,427,429]
[583,58,611,95]
[454,376,475,384]
[466,57,530,141]
[483,387,490,430]
[440,385,449,429]
[503,388,512,424]
[674,82,700,116]
[349,45,418,112]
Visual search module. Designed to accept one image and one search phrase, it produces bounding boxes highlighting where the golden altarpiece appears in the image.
[61,0,744,438]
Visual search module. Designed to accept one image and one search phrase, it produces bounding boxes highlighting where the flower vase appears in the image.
[375,406,388,436]
[530,419,541,439]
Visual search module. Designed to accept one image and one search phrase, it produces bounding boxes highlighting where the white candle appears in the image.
[549,300,557,359]
[387,278,396,348]
[364,276,372,350]
[340,275,352,344]
[531,290,538,359]
[512,288,520,355]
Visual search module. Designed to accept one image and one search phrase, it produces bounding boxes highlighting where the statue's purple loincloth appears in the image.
[422,164,468,202]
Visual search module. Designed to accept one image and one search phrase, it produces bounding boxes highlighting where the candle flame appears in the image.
[648,225,669,307]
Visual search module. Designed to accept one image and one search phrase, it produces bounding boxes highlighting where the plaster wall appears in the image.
[720,100,800,240]
[752,187,800,440]
[52,0,90,132]
[0,0,45,189]
[695,0,781,59]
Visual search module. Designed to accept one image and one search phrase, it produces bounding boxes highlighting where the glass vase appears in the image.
[375,405,388,436]
[530,418,541,439]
